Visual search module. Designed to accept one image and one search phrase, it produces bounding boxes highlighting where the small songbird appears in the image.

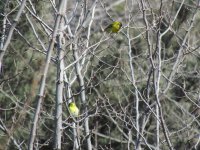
[68,102,79,117]
[104,21,122,33]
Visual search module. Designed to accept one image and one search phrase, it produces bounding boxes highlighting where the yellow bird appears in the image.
[68,102,79,117]
[104,21,122,33]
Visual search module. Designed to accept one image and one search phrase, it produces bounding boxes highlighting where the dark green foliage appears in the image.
[1,0,200,149]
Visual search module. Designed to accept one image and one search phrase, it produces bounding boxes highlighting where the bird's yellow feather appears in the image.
[104,21,122,33]
[68,102,79,117]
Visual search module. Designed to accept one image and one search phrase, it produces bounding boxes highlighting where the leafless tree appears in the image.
[0,0,200,149]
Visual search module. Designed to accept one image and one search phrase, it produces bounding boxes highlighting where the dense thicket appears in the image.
[0,0,200,149]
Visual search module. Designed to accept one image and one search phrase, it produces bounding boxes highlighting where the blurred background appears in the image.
[0,0,200,149]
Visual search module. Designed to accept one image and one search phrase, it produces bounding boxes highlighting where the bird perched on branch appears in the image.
[104,21,122,33]
[68,102,79,117]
